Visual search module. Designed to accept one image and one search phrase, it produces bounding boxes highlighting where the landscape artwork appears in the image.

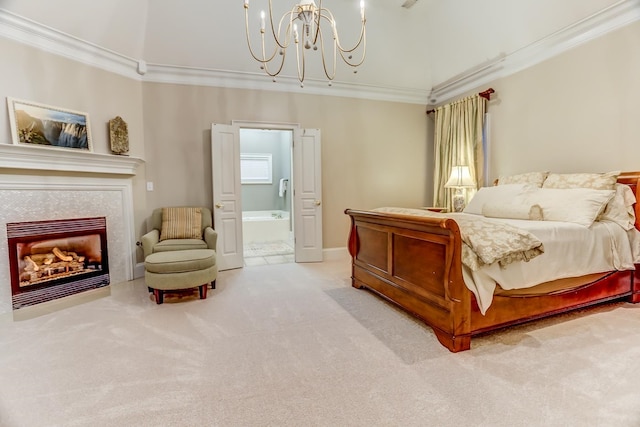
[7,98,92,151]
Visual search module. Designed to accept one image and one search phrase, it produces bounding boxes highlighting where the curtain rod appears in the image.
[426,88,494,115]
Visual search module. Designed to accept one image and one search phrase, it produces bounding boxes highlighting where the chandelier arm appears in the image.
[318,9,366,54]
[261,37,289,77]
[244,5,281,64]
[295,33,305,84]
[258,19,289,78]
[309,0,322,46]
[317,27,336,81]
[336,23,366,55]
[270,4,297,50]
[337,27,366,67]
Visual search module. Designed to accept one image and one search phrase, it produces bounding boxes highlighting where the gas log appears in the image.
[20,247,89,286]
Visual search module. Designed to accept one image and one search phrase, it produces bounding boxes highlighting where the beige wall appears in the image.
[142,84,430,248]
[483,21,640,182]
[0,39,145,157]
[0,38,149,246]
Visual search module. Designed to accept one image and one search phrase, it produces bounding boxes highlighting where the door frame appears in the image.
[234,120,299,260]
[214,120,322,266]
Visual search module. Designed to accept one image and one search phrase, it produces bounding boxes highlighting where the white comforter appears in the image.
[459,215,640,314]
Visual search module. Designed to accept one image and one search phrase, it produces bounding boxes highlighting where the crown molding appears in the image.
[2,2,638,106]
[0,8,428,104]
[141,63,430,104]
[0,9,141,80]
[429,0,640,104]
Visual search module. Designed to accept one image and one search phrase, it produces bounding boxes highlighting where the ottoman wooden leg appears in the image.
[199,284,208,299]
[210,280,216,290]
[153,289,164,304]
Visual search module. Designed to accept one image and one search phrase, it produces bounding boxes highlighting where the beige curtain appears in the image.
[433,94,487,210]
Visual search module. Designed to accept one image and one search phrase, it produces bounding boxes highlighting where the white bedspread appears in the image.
[459,215,639,314]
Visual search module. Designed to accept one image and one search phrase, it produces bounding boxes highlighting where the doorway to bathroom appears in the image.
[240,128,294,266]
[212,121,322,271]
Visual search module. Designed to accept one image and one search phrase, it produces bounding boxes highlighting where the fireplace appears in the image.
[7,217,109,309]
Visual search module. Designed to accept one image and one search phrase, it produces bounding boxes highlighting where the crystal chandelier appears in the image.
[243,0,366,87]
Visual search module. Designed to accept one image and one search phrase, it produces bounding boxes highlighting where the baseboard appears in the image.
[134,262,146,279]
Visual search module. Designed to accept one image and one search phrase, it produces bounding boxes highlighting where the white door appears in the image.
[211,123,244,270]
[293,128,323,262]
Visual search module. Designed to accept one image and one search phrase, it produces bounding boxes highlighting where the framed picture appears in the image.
[6,97,93,152]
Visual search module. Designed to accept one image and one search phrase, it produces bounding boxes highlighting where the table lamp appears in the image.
[444,165,476,212]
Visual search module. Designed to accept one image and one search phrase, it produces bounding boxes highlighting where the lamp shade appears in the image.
[444,166,476,188]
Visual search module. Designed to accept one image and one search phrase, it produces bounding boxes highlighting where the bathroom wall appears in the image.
[240,129,292,212]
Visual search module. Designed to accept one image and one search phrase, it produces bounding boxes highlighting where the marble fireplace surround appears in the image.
[0,144,143,318]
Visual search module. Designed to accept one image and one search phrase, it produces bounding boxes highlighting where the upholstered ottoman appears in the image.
[144,249,217,304]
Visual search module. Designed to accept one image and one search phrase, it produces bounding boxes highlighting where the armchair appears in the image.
[141,207,217,259]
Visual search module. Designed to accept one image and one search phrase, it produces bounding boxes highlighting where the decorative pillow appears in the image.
[498,171,549,187]
[515,188,615,227]
[464,184,536,215]
[160,207,202,241]
[598,183,636,230]
[542,171,620,190]
[482,203,543,221]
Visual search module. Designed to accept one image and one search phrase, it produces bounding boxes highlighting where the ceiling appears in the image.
[0,0,623,99]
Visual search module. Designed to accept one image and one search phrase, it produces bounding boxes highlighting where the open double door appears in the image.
[211,123,323,270]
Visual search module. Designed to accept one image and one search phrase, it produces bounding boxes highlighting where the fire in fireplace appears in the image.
[7,217,109,309]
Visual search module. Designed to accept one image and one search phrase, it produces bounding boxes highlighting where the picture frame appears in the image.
[6,97,93,152]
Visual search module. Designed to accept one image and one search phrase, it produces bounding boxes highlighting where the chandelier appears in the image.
[243,0,366,87]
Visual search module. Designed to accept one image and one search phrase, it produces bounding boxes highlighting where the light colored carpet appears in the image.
[1,257,640,426]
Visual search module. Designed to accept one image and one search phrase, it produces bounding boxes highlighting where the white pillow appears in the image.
[498,171,549,187]
[464,184,535,215]
[542,171,619,190]
[515,188,615,227]
[482,203,543,221]
[599,183,636,230]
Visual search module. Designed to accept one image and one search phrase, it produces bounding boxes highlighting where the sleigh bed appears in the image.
[345,171,640,352]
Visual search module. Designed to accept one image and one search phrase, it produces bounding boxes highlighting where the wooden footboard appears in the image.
[346,209,473,351]
[345,208,638,352]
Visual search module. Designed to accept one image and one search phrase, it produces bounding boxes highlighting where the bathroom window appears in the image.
[240,153,272,184]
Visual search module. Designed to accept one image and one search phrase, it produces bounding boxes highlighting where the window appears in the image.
[240,153,272,184]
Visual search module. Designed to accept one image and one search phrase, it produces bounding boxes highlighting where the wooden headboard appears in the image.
[617,171,640,231]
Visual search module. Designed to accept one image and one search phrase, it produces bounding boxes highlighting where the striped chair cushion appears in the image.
[159,207,202,241]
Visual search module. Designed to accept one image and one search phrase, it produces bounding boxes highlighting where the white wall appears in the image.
[240,129,292,212]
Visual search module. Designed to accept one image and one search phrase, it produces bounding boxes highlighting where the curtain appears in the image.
[433,94,487,210]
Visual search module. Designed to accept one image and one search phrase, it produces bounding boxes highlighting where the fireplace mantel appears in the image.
[0,143,143,175]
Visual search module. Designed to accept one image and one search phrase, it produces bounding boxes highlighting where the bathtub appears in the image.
[242,210,291,244]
